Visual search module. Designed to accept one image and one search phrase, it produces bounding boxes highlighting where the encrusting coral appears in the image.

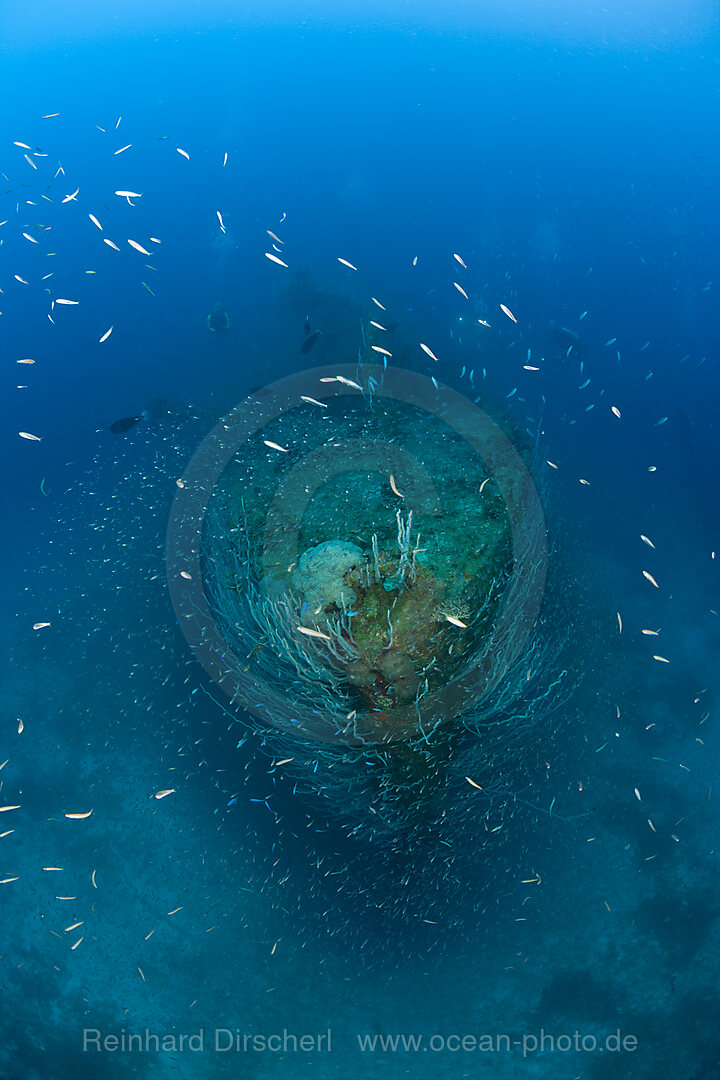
[291,540,365,625]
[288,516,481,713]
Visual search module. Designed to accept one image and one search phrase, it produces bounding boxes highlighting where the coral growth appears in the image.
[291,540,364,625]
[287,514,485,716]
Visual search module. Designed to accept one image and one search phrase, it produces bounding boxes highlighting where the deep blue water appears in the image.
[1,4,719,1079]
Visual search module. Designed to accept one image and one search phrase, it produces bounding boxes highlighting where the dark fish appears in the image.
[109,414,143,434]
[304,315,311,336]
[300,330,322,354]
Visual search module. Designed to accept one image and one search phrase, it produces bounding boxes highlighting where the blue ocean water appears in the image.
[1,3,718,1078]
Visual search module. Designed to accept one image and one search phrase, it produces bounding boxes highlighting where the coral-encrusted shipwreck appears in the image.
[291,515,466,713]
[192,368,564,758]
[202,494,512,747]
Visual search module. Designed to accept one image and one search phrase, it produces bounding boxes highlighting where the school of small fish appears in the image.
[0,105,712,1012]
